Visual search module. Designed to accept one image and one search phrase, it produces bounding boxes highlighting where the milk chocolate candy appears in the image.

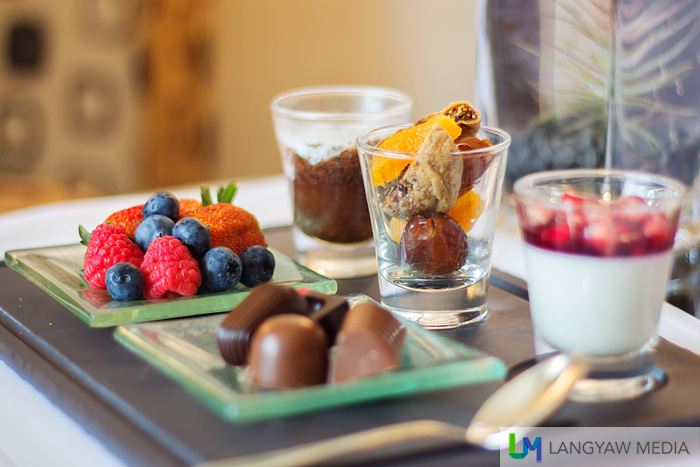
[331,302,406,383]
[249,314,328,389]
[299,289,349,342]
[217,283,307,365]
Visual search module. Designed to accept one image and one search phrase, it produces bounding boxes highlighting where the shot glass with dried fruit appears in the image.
[357,102,510,329]
[270,85,413,279]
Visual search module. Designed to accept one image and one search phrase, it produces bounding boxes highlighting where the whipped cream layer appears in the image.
[274,120,362,163]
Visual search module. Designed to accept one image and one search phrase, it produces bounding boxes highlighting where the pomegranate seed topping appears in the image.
[583,219,617,256]
[518,192,677,257]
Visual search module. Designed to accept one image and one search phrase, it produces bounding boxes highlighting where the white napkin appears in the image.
[0,360,124,467]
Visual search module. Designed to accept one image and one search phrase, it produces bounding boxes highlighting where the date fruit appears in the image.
[400,212,468,274]
[456,137,494,195]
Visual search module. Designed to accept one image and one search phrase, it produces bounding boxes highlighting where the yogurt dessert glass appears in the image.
[514,169,685,402]
[357,104,510,329]
[271,86,412,278]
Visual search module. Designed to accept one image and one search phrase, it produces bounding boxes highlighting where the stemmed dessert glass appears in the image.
[513,169,685,401]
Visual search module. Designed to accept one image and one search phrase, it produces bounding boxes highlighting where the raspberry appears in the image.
[140,236,202,299]
[84,224,145,289]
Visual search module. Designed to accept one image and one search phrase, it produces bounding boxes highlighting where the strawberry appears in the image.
[105,205,143,238]
[104,196,201,237]
[184,183,266,256]
[140,236,202,299]
[81,223,145,289]
[178,198,203,217]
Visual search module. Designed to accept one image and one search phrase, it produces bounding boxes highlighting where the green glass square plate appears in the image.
[114,294,506,422]
[4,244,337,327]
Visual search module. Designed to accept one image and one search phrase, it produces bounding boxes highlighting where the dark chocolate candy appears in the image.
[217,283,307,365]
[249,314,329,389]
[299,290,349,343]
[330,302,406,383]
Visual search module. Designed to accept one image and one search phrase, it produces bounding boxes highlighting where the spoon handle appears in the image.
[196,419,467,467]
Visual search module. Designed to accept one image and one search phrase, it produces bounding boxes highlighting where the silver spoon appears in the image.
[197,353,588,467]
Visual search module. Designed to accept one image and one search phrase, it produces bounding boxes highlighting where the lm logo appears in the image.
[509,433,542,463]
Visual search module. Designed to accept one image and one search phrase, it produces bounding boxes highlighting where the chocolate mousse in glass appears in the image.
[271,86,412,278]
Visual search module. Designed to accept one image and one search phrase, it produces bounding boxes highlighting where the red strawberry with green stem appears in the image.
[184,183,266,256]
[177,198,203,218]
[105,205,143,238]
[105,198,202,238]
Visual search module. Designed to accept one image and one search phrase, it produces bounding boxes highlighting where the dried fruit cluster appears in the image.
[371,102,493,274]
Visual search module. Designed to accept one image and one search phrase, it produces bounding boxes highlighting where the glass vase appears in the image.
[477,0,700,314]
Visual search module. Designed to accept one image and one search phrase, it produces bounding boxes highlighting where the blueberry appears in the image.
[105,262,144,301]
[142,191,179,221]
[135,214,174,252]
[201,247,243,292]
[172,217,211,259]
[240,245,275,287]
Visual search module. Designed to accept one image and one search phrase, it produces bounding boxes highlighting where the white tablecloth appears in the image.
[1,174,699,466]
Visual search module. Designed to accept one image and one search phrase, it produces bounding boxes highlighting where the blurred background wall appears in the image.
[0,0,477,211]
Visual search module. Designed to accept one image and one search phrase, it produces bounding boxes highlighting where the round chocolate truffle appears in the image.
[217,283,308,366]
[249,314,329,389]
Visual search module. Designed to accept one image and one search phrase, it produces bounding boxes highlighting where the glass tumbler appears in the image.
[357,123,510,329]
[514,169,685,401]
[271,85,413,278]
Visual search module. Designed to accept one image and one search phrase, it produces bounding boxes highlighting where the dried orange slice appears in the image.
[370,116,462,186]
[447,190,483,233]
[370,157,410,187]
[378,115,461,152]
[387,216,408,243]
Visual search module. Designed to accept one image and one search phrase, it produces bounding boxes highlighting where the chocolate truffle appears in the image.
[299,289,349,342]
[217,283,307,365]
[330,302,406,383]
[249,314,329,389]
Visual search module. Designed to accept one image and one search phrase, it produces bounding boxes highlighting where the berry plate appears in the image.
[4,244,337,327]
[114,294,506,422]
